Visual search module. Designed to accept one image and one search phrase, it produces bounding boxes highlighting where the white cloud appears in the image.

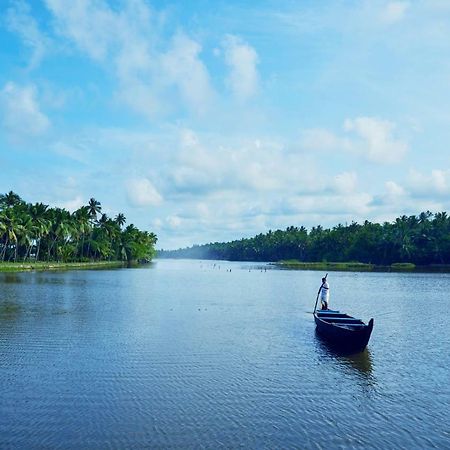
[5,113,419,249]
[408,169,450,196]
[223,35,259,101]
[52,141,88,164]
[6,0,50,68]
[371,180,407,209]
[300,128,342,151]
[0,82,50,140]
[381,2,410,25]
[126,177,163,207]
[166,215,182,229]
[287,191,373,217]
[370,178,445,214]
[44,0,160,117]
[44,0,215,118]
[385,180,405,197]
[162,33,215,114]
[170,129,320,195]
[44,0,117,61]
[333,172,358,194]
[56,195,85,212]
[300,117,408,164]
[344,117,408,163]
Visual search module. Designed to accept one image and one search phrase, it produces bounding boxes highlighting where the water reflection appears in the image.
[0,273,24,284]
[342,349,373,375]
[315,329,375,384]
[0,301,22,320]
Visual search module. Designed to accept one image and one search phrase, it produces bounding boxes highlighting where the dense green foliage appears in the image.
[0,191,157,263]
[159,212,450,265]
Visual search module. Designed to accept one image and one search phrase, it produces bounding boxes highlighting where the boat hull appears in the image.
[314,311,374,353]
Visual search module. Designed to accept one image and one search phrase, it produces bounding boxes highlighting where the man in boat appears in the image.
[320,277,329,310]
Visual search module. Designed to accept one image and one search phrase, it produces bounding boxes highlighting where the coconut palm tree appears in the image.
[115,213,126,228]
[86,199,101,258]
[0,191,23,209]
[0,208,23,261]
[88,198,101,221]
[0,192,158,264]
[28,202,50,261]
[73,206,91,260]
[0,211,7,260]
[46,208,73,261]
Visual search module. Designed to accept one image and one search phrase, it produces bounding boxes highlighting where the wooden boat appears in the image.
[314,309,374,352]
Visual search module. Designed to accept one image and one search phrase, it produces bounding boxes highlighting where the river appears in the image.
[0,259,448,448]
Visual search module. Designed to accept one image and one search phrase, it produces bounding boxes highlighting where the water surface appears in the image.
[0,260,448,448]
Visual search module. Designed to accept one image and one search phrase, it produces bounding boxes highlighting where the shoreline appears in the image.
[275,260,450,273]
[0,261,127,273]
[157,257,450,273]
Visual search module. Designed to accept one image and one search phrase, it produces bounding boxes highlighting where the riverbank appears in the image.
[276,260,450,273]
[0,261,126,273]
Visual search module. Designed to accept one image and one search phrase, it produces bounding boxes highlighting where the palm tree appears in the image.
[0,191,23,209]
[17,214,34,261]
[0,211,7,260]
[431,212,450,263]
[0,208,22,261]
[120,225,157,262]
[115,213,126,228]
[0,193,158,264]
[91,214,115,259]
[88,198,101,221]
[86,199,101,258]
[28,202,50,261]
[418,211,432,225]
[73,206,91,260]
[46,208,72,261]
[98,213,108,226]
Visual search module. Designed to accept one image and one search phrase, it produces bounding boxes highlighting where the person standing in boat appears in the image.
[319,277,329,310]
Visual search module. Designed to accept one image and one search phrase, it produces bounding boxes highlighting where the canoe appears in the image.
[314,309,374,352]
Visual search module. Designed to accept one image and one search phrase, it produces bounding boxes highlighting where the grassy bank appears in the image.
[0,261,126,273]
[277,260,375,271]
[275,260,450,272]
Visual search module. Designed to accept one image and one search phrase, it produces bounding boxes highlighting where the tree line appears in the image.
[0,191,157,263]
[159,212,450,265]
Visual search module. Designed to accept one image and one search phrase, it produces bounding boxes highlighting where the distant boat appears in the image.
[314,309,374,353]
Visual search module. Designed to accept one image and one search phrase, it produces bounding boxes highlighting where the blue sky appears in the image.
[1,0,450,249]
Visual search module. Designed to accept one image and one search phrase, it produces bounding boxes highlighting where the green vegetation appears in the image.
[0,191,157,269]
[390,262,416,270]
[0,261,126,272]
[159,212,450,267]
[278,261,375,271]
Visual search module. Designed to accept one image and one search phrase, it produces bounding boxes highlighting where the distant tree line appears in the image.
[159,212,450,265]
[0,191,157,263]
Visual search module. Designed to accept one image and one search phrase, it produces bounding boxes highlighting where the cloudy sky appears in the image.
[1,0,450,249]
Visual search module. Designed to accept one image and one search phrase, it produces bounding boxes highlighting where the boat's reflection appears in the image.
[342,348,373,375]
[315,329,374,381]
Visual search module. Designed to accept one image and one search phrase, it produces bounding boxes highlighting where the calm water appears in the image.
[0,259,449,449]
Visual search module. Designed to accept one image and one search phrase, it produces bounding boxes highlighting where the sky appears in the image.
[1,0,450,249]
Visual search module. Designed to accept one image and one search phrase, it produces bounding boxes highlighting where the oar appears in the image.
[313,273,328,314]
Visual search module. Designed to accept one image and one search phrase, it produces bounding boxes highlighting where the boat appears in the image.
[314,309,374,353]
